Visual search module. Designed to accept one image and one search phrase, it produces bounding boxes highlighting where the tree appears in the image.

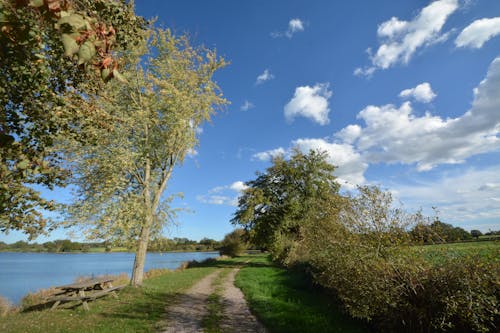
[0,0,145,239]
[232,149,341,264]
[471,229,482,240]
[65,29,227,286]
[219,229,247,257]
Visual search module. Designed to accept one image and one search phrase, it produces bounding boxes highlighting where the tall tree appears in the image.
[232,149,341,264]
[0,0,145,238]
[65,29,227,286]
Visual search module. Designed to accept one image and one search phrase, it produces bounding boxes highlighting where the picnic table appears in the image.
[47,277,126,311]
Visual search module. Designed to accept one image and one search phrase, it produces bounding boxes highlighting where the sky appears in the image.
[2,0,500,243]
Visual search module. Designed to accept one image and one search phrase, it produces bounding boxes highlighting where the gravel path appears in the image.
[161,270,221,333]
[220,268,267,333]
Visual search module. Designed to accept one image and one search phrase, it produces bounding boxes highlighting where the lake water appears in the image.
[0,251,219,304]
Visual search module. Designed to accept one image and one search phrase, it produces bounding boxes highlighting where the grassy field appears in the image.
[235,255,368,333]
[417,240,499,263]
[0,267,216,333]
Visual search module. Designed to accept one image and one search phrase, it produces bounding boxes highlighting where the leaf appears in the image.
[46,0,62,12]
[29,0,45,8]
[61,34,79,57]
[101,68,111,82]
[57,14,87,33]
[78,41,96,64]
[112,69,128,83]
[17,160,30,170]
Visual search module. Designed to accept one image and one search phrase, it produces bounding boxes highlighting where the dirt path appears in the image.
[161,266,266,333]
[219,268,267,333]
[161,270,221,333]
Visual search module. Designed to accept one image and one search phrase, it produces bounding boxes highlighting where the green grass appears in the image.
[0,267,216,333]
[234,255,368,333]
[416,240,500,264]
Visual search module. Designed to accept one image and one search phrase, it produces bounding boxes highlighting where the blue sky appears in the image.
[2,0,500,243]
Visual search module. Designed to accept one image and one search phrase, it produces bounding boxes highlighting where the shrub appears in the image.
[304,186,499,332]
[219,229,247,257]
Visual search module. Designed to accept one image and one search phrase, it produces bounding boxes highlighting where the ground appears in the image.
[161,266,267,333]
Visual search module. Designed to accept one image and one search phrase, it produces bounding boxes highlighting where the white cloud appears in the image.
[253,56,500,189]
[455,17,500,48]
[357,0,458,75]
[399,82,437,103]
[284,83,332,125]
[240,100,255,111]
[271,18,305,38]
[252,147,286,161]
[229,181,249,192]
[335,124,362,144]
[197,180,249,206]
[256,69,274,85]
[349,56,500,171]
[292,138,367,188]
[391,165,500,224]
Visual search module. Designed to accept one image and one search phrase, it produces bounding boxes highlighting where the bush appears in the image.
[304,186,499,332]
[219,229,247,257]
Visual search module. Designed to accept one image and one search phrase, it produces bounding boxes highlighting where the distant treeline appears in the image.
[410,220,499,244]
[0,237,222,253]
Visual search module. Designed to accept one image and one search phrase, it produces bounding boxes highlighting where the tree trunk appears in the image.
[131,213,153,286]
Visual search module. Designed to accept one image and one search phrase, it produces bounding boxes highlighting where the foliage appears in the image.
[0,0,146,239]
[303,186,499,332]
[65,28,227,286]
[471,229,483,239]
[219,229,247,257]
[411,220,472,244]
[232,149,341,264]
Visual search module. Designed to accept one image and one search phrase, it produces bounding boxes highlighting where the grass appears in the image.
[0,267,216,333]
[416,240,499,264]
[234,255,368,333]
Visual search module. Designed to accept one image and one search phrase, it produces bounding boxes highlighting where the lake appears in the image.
[0,251,219,304]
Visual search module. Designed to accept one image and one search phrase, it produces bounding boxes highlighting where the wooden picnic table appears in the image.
[48,277,125,311]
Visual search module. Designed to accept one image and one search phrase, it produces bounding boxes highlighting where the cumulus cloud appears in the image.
[240,100,255,111]
[355,0,458,76]
[252,147,286,161]
[455,17,500,48]
[292,138,367,188]
[271,18,305,38]
[256,69,274,85]
[399,82,437,103]
[391,165,500,224]
[351,56,500,171]
[197,181,249,206]
[284,83,332,125]
[253,56,500,188]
